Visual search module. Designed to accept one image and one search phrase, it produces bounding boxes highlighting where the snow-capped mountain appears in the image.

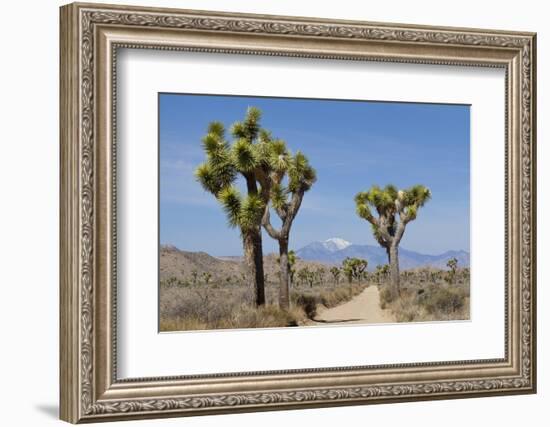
[296,238,469,270]
[321,237,352,252]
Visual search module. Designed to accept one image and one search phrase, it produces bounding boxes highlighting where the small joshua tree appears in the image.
[342,258,368,284]
[201,272,212,286]
[315,267,326,286]
[298,267,315,288]
[330,266,341,285]
[355,185,431,300]
[297,268,308,287]
[446,257,458,284]
[276,250,298,289]
[288,250,297,288]
[375,264,390,284]
[342,257,368,296]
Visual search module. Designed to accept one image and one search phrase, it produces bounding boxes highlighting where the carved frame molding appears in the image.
[60,2,536,423]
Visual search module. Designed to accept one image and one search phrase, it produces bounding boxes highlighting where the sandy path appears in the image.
[312,286,396,325]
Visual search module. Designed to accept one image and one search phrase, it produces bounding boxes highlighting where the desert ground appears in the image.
[159,245,470,332]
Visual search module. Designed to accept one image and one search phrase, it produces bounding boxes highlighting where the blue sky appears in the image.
[159,93,470,256]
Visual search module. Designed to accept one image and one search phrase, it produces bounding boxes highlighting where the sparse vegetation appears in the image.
[160,245,469,331]
[159,249,371,331]
[377,264,470,322]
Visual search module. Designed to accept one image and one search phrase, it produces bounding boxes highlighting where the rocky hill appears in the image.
[160,245,329,283]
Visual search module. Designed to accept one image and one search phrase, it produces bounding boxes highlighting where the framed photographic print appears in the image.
[60,2,537,423]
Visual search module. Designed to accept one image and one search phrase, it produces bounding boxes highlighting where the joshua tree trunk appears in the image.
[388,244,400,299]
[262,189,308,310]
[278,238,290,310]
[243,231,265,306]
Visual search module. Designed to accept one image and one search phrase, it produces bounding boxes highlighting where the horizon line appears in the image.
[160,242,470,258]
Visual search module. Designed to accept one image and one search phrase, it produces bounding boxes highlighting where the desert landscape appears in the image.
[159,99,471,332]
[159,241,470,331]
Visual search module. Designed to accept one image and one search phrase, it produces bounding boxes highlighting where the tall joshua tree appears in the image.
[354,184,431,300]
[195,107,278,306]
[262,150,316,310]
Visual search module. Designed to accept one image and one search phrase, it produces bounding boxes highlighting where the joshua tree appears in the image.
[330,266,341,284]
[196,107,281,306]
[375,264,390,284]
[447,257,458,272]
[201,272,212,286]
[297,267,315,288]
[261,146,316,309]
[342,257,368,284]
[276,250,298,289]
[297,268,308,287]
[446,257,458,284]
[314,267,326,286]
[355,185,431,300]
[342,257,368,296]
[288,250,297,288]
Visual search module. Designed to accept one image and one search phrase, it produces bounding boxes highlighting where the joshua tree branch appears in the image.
[261,206,283,240]
[393,220,406,246]
[281,189,304,236]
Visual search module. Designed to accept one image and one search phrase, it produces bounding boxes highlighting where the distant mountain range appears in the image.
[296,238,469,271]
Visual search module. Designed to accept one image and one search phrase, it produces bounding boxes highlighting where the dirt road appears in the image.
[312,286,396,325]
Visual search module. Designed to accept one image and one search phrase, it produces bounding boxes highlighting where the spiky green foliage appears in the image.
[288,250,297,267]
[262,148,316,241]
[231,138,257,172]
[239,194,265,232]
[288,151,316,193]
[195,106,294,234]
[231,106,261,140]
[195,106,316,309]
[195,122,236,195]
[196,107,297,307]
[217,186,242,228]
[355,184,431,246]
[270,183,287,211]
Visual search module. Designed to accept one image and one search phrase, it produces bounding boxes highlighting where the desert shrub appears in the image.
[320,287,347,307]
[419,286,466,315]
[222,304,302,329]
[392,292,420,322]
[292,292,319,319]
[160,266,370,331]
[382,268,470,323]
[379,286,394,309]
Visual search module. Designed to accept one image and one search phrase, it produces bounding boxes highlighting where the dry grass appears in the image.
[379,268,470,322]
[160,266,469,331]
[160,275,367,331]
[161,304,306,332]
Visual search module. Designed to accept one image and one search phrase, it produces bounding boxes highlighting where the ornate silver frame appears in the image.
[60,2,537,423]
